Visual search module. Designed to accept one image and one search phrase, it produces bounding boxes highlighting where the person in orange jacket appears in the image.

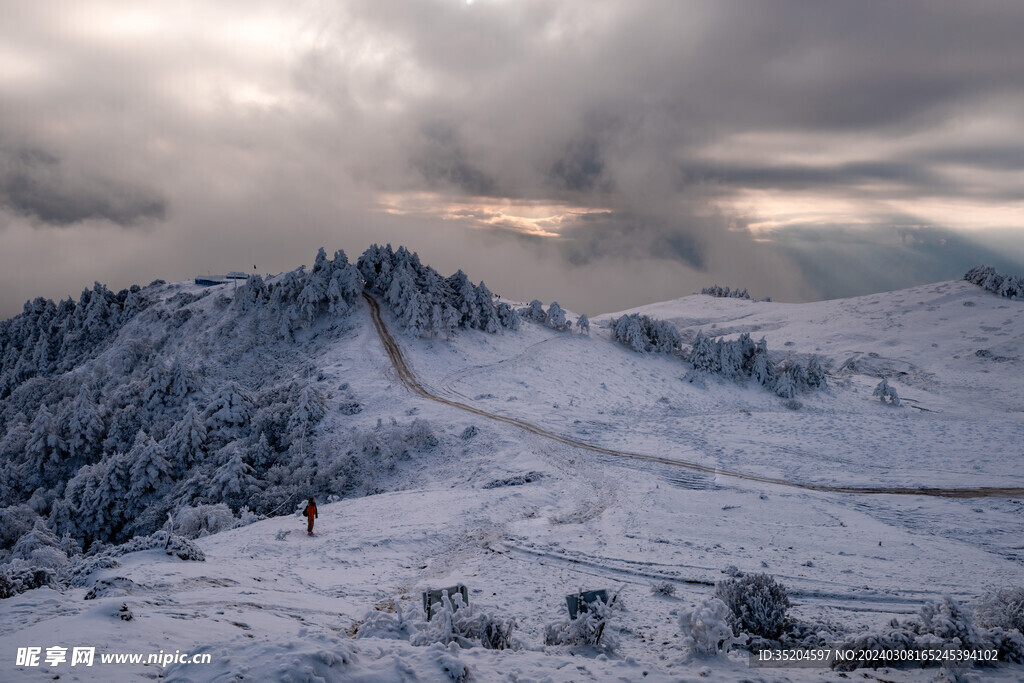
[303,497,318,536]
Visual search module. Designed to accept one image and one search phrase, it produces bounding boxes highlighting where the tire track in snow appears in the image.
[363,292,1024,499]
[493,540,946,611]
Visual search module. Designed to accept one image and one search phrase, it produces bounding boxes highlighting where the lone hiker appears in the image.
[303,497,318,536]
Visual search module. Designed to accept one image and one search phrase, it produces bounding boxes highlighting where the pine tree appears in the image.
[787,362,809,391]
[521,300,548,324]
[251,432,276,472]
[751,339,775,387]
[127,431,173,506]
[0,413,31,468]
[613,315,647,352]
[418,268,458,338]
[211,445,258,509]
[103,403,142,455]
[402,289,429,336]
[873,378,901,406]
[806,355,827,389]
[269,270,304,335]
[981,269,1003,293]
[27,405,66,472]
[547,302,569,331]
[203,384,252,448]
[234,273,268,313]
[297,248,332,321]
[122,288,147,318]
[475,282,500,333]
[718,339,744,378]
[998,275,1021,299]
[325,277,347,316]
[689,331,718,372]
[32,332,53,375]
[93,452,133,541]
[773,368,796,398]
[65,386,97,462]
[168,357,194,401]
[331,249,363,293]
[164,406,208,473]
[646,318,681,353]
[142,363,170,413]
[358,243,395,291]
[576,313,590,335]
[496,302,520,330]
[387,261,417,320]
[81,282,114,345]
[286,386,325,446]
[448,270,480,329]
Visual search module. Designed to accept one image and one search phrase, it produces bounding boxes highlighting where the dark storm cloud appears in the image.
[917,146,1024,172]
[673,0,1024,132]
[351,0,1024,282]
[676,161,947,195]
[413,122,498,197]
[548,132,614,196]
[0,144,166,227]
[555,211,706,270]
[1,0,1023,318]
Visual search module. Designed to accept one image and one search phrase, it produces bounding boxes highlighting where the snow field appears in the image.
[2,270,1022,680]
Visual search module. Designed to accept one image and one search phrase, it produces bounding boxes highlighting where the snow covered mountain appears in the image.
[1,247,1022,681]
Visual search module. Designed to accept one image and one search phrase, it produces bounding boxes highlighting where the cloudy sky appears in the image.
[2,0,1023,317]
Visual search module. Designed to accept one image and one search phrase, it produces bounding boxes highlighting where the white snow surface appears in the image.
[2,278,1023,681]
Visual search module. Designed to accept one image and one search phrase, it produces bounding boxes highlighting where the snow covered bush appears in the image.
[0,505,41,549]
[173,504,237,539]
[410,591,519,650]
[964,266,1023,300]
[158,532,206,561]
[262,418,439,508]
[59,554,122,588]
[650,580,676,597]
[360,594,518,651]
[544,595,618,651]
[611,314,681,353]
[545,302,571,331]
[777,619,835,652]
[989,627,1024,664]
[873,378,901,406]
[680,597,743,656]
[701,285,751,299]
[91,530,206,562]
[358,602,417,641]
[520,299,548,324]
[917,596,985,649]
[575,313,589,335]
[9,519,74,568]
[434,649,469,683]
[835,596,1024,671]
[349,418,436,476]
[715,572,790,641]
[0,564,55,599]
[773,367,797,399]
[974,587,1024,633]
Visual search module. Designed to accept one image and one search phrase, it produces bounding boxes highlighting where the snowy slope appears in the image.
[2,277,1023,681]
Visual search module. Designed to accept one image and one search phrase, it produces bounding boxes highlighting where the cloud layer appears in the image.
[1,0,1022,316]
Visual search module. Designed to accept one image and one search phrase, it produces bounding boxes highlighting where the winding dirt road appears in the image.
[363,292,1024,499]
